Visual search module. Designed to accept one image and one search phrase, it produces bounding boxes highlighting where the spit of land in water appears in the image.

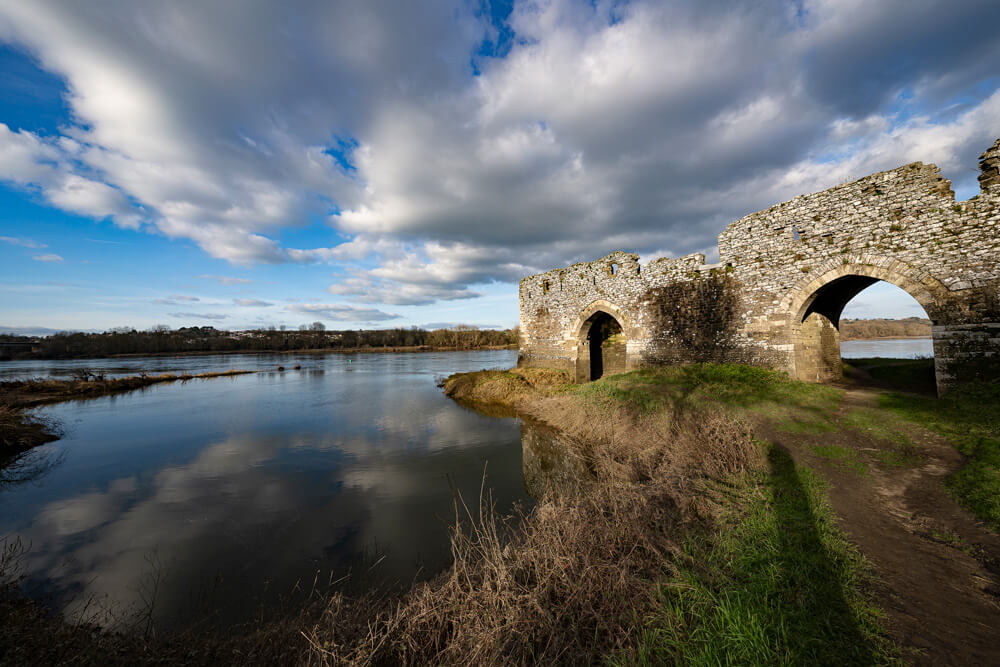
[1,353,997,665]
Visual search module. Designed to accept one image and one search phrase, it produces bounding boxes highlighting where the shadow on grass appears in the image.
[765,445,875,665]
[643,444,884,665]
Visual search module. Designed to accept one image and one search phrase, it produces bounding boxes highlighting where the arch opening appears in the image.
[794,275,935,393]
[580,311,625,381]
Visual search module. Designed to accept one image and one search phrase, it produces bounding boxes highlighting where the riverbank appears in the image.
[0,370,256,452]
[442,362,1000,663]
[2,361,998,663]
[839,318,932,340]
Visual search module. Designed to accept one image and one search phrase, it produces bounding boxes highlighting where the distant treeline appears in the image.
[840,317,932,340]
[0,324,518,360]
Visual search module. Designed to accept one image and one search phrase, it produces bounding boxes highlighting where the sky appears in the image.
[1,0,998,334]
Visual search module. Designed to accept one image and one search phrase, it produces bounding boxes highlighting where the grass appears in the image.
[809,443,869,476]
[633,446,894,666]
[843,357,936,395]
[437,364,895,665]
[877,383,1000,530]
[0,404,59,452]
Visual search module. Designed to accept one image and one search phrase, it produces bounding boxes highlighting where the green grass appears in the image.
[843,357,936,395]
[631,445,895,665]
[878,383,1000,530]
[571,363,842,421]
[840,407,913,447]
[775,416,838,435]
[810,444,869,476]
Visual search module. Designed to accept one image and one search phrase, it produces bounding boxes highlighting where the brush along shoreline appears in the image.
[9,361,999,664]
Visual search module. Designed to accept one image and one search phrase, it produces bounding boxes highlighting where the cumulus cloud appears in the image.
[0,235,46,248]
[233,298,273,307]
[0,0,998,307]
[286,303,400,323]
[31,253,63,262]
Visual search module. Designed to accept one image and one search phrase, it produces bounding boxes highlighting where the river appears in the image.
[0,350,529,630]
[839,337,933,359]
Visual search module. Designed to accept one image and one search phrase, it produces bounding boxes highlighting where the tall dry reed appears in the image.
[305,383,762,665]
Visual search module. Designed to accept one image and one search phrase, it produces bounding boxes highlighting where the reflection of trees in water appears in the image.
[0,447,66,491]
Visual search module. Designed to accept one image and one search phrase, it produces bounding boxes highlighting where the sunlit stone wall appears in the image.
[519,138,1000,392]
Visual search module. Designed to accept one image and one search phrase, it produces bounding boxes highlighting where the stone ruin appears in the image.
[518,138,1000,393]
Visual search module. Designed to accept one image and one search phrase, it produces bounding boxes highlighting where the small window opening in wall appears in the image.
[792,224,801,241]
[609,262,619,276]
[542,280,551,294]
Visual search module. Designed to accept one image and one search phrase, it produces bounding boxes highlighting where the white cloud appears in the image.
[286,302,400,323]
[0,235,47,248]
[168,311,228,320]
[196,274,252,285]
[233,298,273,307]
[153,294,200,305]
[31,253,63,262]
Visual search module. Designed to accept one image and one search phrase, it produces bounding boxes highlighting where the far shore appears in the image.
[2,344,518,362]
[107,344,517,358]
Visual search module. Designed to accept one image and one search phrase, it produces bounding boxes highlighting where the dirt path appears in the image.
[764,387,1000,665]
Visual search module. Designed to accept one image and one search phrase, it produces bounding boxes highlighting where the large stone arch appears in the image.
[781,255,948,325]
[780,256,949,389]
[570,300,632,382]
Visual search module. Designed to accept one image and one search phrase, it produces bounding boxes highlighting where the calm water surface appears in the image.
[0,350,530,630]
[840,338,933,359]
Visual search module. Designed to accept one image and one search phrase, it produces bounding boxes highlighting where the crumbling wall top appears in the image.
[980,138,1000,191]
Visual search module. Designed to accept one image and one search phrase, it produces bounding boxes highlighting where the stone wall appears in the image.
[518,138,1000,393]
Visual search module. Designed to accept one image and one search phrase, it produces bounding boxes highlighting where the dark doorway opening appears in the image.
[587,312,624,381]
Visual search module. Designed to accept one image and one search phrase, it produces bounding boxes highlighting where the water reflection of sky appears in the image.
[840,338,933,359]
[0,350,528,630]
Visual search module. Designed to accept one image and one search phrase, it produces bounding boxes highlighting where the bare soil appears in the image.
[760,387,1000,666]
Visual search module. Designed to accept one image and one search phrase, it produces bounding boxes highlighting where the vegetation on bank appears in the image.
[0,325,517,360]
[444,364,897,665]
[839,317,931,340]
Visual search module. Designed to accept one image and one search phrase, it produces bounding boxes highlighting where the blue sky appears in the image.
[1,0,998,334]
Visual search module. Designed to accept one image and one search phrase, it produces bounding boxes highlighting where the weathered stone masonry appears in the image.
[518,138,1000,393]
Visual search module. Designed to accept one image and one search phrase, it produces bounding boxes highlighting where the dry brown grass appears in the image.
[305,371,763,666]
[0,404,59,452]
[443,367,571,406]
